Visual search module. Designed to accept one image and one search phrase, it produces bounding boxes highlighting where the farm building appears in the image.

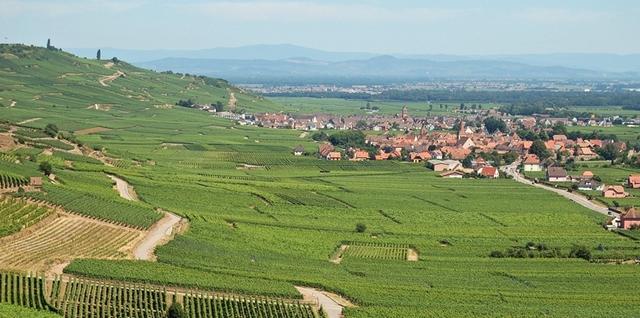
[318,143,334,157]
[326,152,342,161]
[602,185,629,198]
[546,167,568,182]
[576,147,597,160]
[619,207,640,230]
[522,154,541,171]
[293,145,305,156]
[29,176,43,188]
[477,166,499,178]
[428,159,462,172]
[440,170,465,178]
[628,175,640,189]
[577,179,603,191]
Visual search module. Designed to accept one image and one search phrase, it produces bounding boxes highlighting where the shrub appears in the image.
[569,245,592,261]
[355,223,367,233]
[167,302,185,318]
[489,250,504,258]
[39,161,52,176]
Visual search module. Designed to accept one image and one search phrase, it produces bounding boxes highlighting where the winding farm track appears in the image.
[108,175,138,201]
[17,117,41,125]
[99,71,125,87]
[295,286,353,318]
[501,161,610,216]
[107,174,182,260]
[133,212,181,260]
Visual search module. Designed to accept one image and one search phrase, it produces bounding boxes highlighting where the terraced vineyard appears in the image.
[1,44,640,317]
[0,197,51,236]
[0,173,29,189]
[0,212,143,272]
[0,272,321,318]
[341,242,413,261]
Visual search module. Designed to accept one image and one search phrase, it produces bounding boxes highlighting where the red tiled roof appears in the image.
[523,154,540,164]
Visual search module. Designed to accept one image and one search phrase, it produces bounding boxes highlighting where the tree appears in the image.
[483,117,507,134]
[46,39,51,49]
[167,302,185,318]
[96,49,101,60]
[39,161,52,176]
[355,223,367,233]
[462,154,474,168]
[530,140,550,160]
[355,120,368,130]
[552,122,567,136]
[111,57,119,64]
[44,123,59,137]
[597,143,619,165]
[311,131,329,142]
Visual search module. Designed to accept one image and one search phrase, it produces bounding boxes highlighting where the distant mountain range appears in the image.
[69,44,640,83]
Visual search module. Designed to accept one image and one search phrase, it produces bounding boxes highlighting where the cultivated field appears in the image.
[1,44,640,317]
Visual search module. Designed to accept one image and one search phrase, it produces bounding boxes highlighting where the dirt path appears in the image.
[295,286,354,318]
[501,161,610,215]
[17,117,41,125]
[99,71,125,87]
[9,100,16,107]
[329,245,348,264]
[133,212,181,260]
[228,90,237,112]
[108,175,138,201]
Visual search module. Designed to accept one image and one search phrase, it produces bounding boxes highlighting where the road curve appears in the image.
[295,286,352,318]
[134,212,181,260]
[108,175,137,201]
[501,162,610,216]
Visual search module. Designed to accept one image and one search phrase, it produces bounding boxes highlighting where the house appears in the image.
[293,145,305,156]
[428,159,462,172]
[581,171,594,179]
[628,175,640,189]
[547,167,568,182]
[522,154,542,172]
[477,166,499,178]
[602,185,629,198]
[440,170,465,178]
[318,143,334,157]
[409,151,431,163]
[351,150,370,161]
[29,176,43,188]
[326,152,342,161]
[577,179,603,191]
[576,147,597,160]
[619,207,640,229]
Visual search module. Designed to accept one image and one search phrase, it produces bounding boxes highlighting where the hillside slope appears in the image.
[0,44,280,130]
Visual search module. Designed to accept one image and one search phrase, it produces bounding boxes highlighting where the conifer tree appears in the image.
[96,49,101,60]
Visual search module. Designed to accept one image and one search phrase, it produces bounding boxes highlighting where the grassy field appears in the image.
[566,125,640,142]
[1,45,640,317]
[567,106,640,117]
[0,304,61,318]
[269,97,500,115]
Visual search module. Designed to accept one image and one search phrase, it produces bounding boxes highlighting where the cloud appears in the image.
[176,1,467,23]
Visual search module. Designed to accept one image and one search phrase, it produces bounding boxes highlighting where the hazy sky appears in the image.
[1,0,639,54]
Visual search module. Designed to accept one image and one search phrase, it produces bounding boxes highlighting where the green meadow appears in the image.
[1,45,640,317]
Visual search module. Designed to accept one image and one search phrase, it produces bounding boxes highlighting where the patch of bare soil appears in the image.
[75,126,111,136]
[407,248,419,261]
[0,134,16,151]
[133,211,182,261]
[104,62,114,69]
[154,104,173,109]
[87,103,112,111]
[9,100,16,107]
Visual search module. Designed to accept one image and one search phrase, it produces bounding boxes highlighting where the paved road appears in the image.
[501,161,610,216]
